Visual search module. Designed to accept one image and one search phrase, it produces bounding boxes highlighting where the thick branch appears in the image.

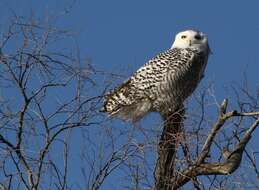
[154,107,185,190]
[197,99,228,164]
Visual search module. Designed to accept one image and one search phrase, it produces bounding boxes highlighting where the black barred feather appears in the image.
[101,47,209,122]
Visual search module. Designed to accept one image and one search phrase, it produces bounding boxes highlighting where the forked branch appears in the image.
[172,99,259,189]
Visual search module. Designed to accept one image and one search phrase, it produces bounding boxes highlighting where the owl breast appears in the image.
[151,50,206,115]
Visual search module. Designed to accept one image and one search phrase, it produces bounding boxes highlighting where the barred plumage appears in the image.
[101,30,210,122]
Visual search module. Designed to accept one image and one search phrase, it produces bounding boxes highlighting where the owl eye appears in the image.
[181,35,187,39]
[194,34,202,40]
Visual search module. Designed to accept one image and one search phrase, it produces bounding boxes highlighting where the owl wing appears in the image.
[100,48,199,117]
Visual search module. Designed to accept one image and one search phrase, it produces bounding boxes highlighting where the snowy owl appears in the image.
[101,30,211,122]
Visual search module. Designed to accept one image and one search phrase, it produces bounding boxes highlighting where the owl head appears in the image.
[172,30,210,53]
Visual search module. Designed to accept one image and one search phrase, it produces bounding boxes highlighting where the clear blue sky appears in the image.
[1,0,258,91]
[0,0,258,189]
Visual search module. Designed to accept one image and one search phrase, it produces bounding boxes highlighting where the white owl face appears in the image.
[172,30,209,52]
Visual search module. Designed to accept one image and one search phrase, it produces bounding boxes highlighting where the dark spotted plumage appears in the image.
[101,30,210,122]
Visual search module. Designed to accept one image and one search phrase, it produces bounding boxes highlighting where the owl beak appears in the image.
[189,40,192,46]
